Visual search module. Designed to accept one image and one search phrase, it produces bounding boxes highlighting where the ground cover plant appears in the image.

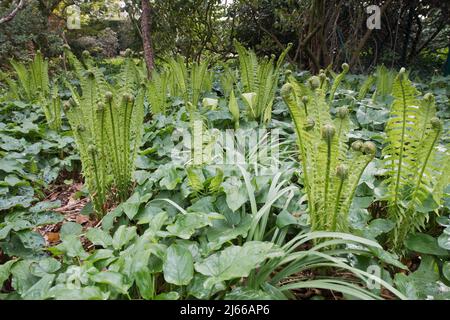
[1,45,448,300]
[0,0,449,302]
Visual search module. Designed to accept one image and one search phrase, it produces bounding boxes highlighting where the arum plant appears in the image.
[281,72,376,232]
[63,47,145,215]
[382,68,450,253]
[234,40,292,124]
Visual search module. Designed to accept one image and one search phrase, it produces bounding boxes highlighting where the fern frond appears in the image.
[328,63,349,102]
[383,69,421,210]
[358,75,375,100]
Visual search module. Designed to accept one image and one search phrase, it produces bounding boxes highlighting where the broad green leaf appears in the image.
[224,287,274,300]
[30,200,61,213]
[394,255,450,299]
[48,285,108,300]
[166,212,218,239]
[60,222,83,239]
[187,274,225,299]
[86,228,113,248]
[160,167,181,190]
[154,292,179,300]
[136,205,166,225]
[53,234,88,259]
[163,244,194,286]
[90,271,129,294]
[364,218,395,239]
[0,225,12,240]
[194,241,273,281]
[443,262,450,282]
[10,260,40,295]
[438,229,450,250]
[21,274,55,300]
[0,260,17,285]
[112,225,137,250]
[122,192,142,220]
[86,249,115,263]
[405,233,448,256]
[17,231,45,250]
[30,258,61,277]
[135,268,154,300]
[276,210,299,228]
[206,215,252,251]
[222,177,248,212]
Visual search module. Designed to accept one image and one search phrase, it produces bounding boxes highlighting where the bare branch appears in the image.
[0,0,27,24]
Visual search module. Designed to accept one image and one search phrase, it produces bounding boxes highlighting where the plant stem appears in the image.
[331,178,344,231]
[323,139,332,229]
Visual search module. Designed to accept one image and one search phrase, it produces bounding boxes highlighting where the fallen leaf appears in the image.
[46,232,60,243]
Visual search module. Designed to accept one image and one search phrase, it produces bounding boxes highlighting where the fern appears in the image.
[234,40,292,124]
[219,63,237,97]
[42,85,62,131]
[374,65,395,99]
[63,48,145,215]
[382,68,449,253]
[328,63,349,102]
[147,68,169,115]
[281,72,375,232]
[358,75,375,100]
[9,51,63,130]
[166,56,212,109]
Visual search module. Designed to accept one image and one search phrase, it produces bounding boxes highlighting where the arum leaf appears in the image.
[166,212,218,239]
[112,225,137,250]
[405,233,448,256]
[86,228,113,248]
[163,244,194,286]
[194,241,273,281]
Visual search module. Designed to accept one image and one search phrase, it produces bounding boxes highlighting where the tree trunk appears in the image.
[444,43,450,76]
[400,1,415,66]
[141,0,154,77]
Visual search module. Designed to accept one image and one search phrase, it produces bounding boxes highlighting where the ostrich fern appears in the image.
[10,50,49,101]
[166,56,212,109]
[234,40,292,124]
[147,68,169,115]
[219,63,237,98]
[281,72,375,232]
[63,48,145,214]
[328,63,349,102]
[382,68,449,253]
[9,51,61,130]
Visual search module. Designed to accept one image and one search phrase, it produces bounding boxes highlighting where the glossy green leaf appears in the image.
[163,244,194,286]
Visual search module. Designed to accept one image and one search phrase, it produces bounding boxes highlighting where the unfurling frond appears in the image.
[234,40,291,124]
[382,69,449,253]
[63,48,145,215]
[281,73,374,233]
